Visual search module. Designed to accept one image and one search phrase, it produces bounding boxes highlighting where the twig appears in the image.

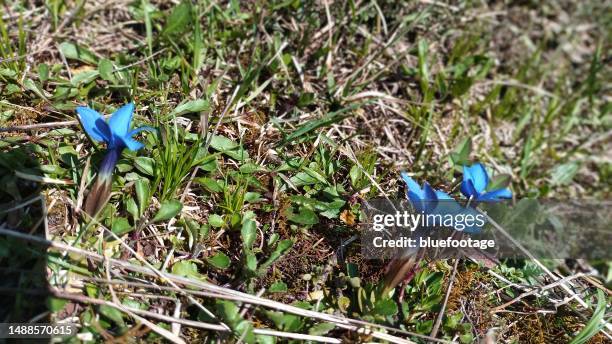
[104,253,186,344]
[430,259,459,338]
[68,197,231,332]
[0,226,440,344]
[491,273,587,313]
[15,170,74,185]
[115,48,168,71]
[476,79,558,99]
[51,290,341,343]
[0,195,44,213]
[0,114,111,132]
[172,300,182,336]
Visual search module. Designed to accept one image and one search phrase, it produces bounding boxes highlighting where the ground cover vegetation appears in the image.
[0,0,610,343]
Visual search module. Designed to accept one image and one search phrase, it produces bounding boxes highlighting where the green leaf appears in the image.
[58,42,99,64]
[569,290,606,344]
[443,312,462,330]
[259,240,293,271]
[373,298,398,316]
[134,178,150,216]
[111,217,132,236]
[239,163,264,174]
[172,261,199,278]
[300,166,329,185]
[209,135,239,151]
[198,155,217,171]
[450,77,473,97]
[170,99,209,117]
[0,68,16,78]
[122,298,147,310]
[162,2,192,37]
[152,200,182,222]
[215,301,256,343]
[308,323,335,336]
[288,172,319,188]
[460,333,474,344]
[223,148,249,161]
[38,63,49,82]
[297,92,315,108]
[208,214,224,228]
[98,305,125,327]
[184,218,200,249]
[125,197,139,221]
[265,311,303,332]
[287,206,319,225]
[245,252,258,271]
[199,224,210,239]
[207,252,231,269]
[24,78,48,100]
[208,135,250,161]
[215,300,240,323]
[234,321,256,344]
[85,284,98,298]
[98,59,115,82]
[419,294,443,312]
[349,165,361,188]
[255,335,276,344]
[279,105,355,146]
[550,162,580,186]
[241,211,257,250]
[416,319,433,334]
[268,281,288,293]
[244,192,262,203]
[134,157,155,176]
[196,177,223,193]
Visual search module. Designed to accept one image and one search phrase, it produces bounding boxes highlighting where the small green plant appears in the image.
[152,117,214,201]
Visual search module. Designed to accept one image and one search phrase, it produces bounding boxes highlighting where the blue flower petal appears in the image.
[407,190,425,212]
[421,183,439,212]
[435,190,452,200]
[95,119,113,147]
[465,163,488,194]
[108,102,135,137]
[460,179,478,199]
[479,188,512,201]
[76,106,110,142]
[118,126,156,151]
[401,172,423,197]
[422,182,437,201]
[119,136,144,151]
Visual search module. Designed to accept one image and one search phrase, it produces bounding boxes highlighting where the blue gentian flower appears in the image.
[460,163,512,202]
[76,102,154,217]
[77,102,154,151]
[401,172,482,233]
[401,172,450,213]
[386,171,488,292]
